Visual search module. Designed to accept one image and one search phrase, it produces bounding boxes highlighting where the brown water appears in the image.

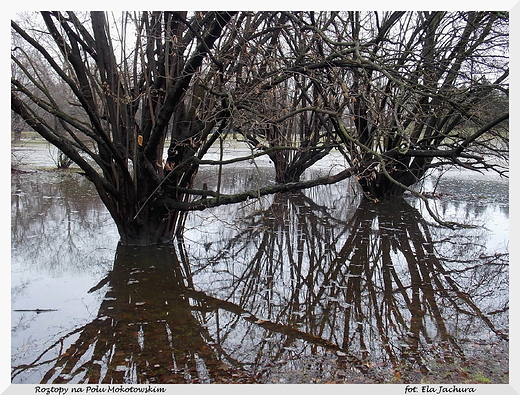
[11,160,509,384]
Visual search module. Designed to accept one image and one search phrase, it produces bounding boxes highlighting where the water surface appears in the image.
[11,164,508,384]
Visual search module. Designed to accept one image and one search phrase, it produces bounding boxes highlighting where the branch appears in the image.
[144,12,236,159]
[159,168,354,211]
[455,112,509,155]
[335,117,474,228]
[384,113,509,168]
[133,142,340,219]
[12,16,128,176]
[11,92,120,201]
[188,144,337,166]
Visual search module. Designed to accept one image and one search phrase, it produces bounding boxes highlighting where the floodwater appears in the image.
[11,143,509,384]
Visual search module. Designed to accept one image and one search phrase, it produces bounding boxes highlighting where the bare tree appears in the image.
[12,11,241,245]
[300,11,509,200]
[11,11,509,246]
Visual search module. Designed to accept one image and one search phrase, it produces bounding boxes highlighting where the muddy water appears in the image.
[11,161,508,384]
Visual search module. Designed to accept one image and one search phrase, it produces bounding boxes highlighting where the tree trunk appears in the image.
[356,156,429,200]
[357,170,417,200]
[272,149,331,183]
[116,205,179,246]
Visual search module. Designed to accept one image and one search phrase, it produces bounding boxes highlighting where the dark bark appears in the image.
[12,12,242,245]
[160,167,354,211]
[356,112,509,201]
[11,11,509,243]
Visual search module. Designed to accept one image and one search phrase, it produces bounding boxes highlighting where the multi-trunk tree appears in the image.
[276,11,509,199]
[11,11,509,245]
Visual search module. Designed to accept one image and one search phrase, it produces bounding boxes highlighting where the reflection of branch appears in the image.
[185,289,385,381]
[430,262,508,341]
[87,271,113,293]
[193,189,507,382]
[16,244,259,384]
[16,194,507,383]
[12,323,89,381]
[200,191,354,319]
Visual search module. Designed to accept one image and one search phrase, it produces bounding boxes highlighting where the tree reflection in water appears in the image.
[30,245,254,384]
[182,192,508,383]
[13,189,508,384]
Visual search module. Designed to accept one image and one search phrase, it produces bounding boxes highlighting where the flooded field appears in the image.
[11,141,509,384]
